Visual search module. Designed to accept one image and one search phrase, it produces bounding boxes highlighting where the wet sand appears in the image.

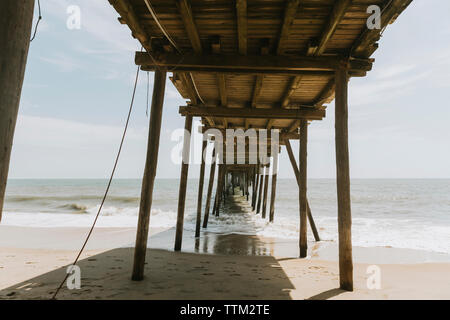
[0,225,449,300]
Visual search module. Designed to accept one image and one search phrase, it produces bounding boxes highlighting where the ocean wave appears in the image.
[6,195,140,203]
[58,203,89,213]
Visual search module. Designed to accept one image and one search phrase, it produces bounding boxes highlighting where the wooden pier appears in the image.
[107,0,412,291]
[0,0,413,293]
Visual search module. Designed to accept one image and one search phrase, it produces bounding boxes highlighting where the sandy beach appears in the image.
[1,225,449,300]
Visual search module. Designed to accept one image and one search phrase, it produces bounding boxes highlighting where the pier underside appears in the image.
[106,0,413,291]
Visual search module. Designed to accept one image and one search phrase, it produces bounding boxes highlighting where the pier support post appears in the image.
[256,168,264,214]
[285,139,320,241]
[202,147,216,228]
[299,120,308,258]
[0,0,35,222]
[195,138,207,237]
[132,69,167,280]
[269,154,278,223]
[262,165,270,219]
[174,115,193,251]
[335,67,353,291]
[252,170,259,210]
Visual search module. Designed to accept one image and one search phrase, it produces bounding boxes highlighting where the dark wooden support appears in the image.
[262,166,270,219]
[136,52,373,74]
[312,0,352,56]
[195,138,207,237]
[202,147,216,228]
[252,169,259,209]
[180,106,326,121]
[276,0,300,55]
[0,0,35,222]
[299,120,308,258]
[215,165,226,216]
[176,0,202,53]
[174,115,193,252]
[285,139,320,241]
[281,76,302,108]
[132,69,167,280]
[269,156,278,223]
[256,170,264,214]
[246,171,249,201]
[236,0,247,55]
[335,67,353,291]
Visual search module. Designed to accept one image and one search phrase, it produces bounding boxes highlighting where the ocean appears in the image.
[2,179,450,254]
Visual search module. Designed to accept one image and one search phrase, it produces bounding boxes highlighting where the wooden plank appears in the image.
[135,52,373,73]
[299,120,308,258]
[174,115,193,251]
[312,0,352,56]
[335,67,353,291]
[132,70,167,280]
[176,0,202,53]
[179,105,326,120]
[236,0,247,55]
[202,147,216,228]
[276,0,300,55]
[0,1,34,221]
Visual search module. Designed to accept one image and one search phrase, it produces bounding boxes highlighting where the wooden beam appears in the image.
[313,79,335,106]
[312,0,352,56]
[335,67,353,291]
[176,0,202,53]
[279,0,348,110]
[266,119,275,130]
[285,139,320,241]
[281,76,302,108]
[288,120,300,133]
[217,74,227,106]
[202,147,216,228]
[178,72,198,104]
[132,69,167,281]
[236,0,248,55]
[299,120,308,258]
[136,52,373,74]
[195,138,207,237]
[174,115,193,251]
[113,0,151,48]
[352,0,413,58]
[0,1,34,222]
[179,105,326,120]
[276,0,300,55]
[251,75,264,108]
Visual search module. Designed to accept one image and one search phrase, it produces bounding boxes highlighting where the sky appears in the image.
[8,0,450,179]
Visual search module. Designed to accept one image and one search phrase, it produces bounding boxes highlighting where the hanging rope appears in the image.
[30,0,42,42]
[51,53,142,300]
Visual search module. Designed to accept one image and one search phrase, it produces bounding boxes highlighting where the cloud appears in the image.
[40,53,81,72]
